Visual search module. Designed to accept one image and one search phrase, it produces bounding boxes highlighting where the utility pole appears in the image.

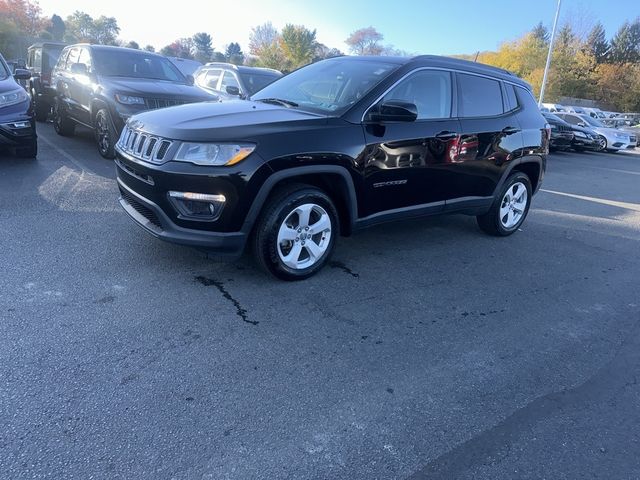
[538,0,562,107]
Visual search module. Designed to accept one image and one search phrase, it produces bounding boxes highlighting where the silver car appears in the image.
[556,113,633,152]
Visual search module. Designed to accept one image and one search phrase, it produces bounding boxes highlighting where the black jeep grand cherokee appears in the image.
[115,55,548,280]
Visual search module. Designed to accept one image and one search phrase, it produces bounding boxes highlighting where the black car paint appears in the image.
[51,45,215,135]
[26,42,66,119]
[115,55,547,256]
[0,54,36,154]
[543,112,599,151]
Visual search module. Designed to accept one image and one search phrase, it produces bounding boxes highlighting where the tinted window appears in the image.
[54,49,69,71]
[239,72,281,95]
[0,57,9,79]
[66,48,80,70]
[505,84,518,111]
[33,49,42,70]
[458,73,504,117]
[78,48,92,70]
[220,71,240,91]
[92,49,185,83]
[252,58,397,115]
[43,45,64,71]
[382,70,452,119]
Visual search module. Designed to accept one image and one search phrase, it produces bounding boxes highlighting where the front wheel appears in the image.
[596,135,607,152]
[52,98,75,136]
[253,185,338,280]
[477,172,532,236]
[94,108,117,159]
[34,99,50,122]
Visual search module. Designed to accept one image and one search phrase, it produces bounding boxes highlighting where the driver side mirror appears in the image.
[70,63,88,75]
[225,85,240,96]
[13,68,31,80]
[367,101,418,123]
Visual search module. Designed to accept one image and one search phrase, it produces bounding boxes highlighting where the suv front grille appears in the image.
[119,185,163,230]
[145,98,187,110]
[117,125,173,164]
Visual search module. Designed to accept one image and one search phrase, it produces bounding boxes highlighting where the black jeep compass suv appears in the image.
[115,55,548,280]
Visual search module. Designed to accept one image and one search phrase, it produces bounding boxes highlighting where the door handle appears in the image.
[435,131,458,140]
[502,126,521,134]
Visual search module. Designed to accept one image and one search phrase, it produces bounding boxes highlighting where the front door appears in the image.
[361,69,460,218]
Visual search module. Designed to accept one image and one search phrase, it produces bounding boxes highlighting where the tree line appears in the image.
[460,19,640,112]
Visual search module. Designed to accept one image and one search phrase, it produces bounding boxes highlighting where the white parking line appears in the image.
[541,189,640,212]
[38,131,98,176]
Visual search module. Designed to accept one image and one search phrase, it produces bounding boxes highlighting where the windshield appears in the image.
[252,59,398,114]
[580,115,604,127]
[239,72,281,95]
[93,49,186,83]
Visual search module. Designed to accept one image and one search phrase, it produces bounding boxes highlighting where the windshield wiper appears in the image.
[255,97,298,108]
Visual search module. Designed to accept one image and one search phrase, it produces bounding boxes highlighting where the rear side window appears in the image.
[458,73,503,117]
[382,70,452,119]
[505,84,519,111]
[220,71,240,91]
[204,69,222,89]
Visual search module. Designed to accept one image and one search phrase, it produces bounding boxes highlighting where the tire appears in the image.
[596,135,607,152]
[34,99,50,122]
[477,172,532,236]
[52,98,75,136]
[253,185,339,281]
[94,108,117,159]
[15,139,37,158]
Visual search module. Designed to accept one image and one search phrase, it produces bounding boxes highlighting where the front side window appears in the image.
[252,58,398,115]
[220,71,240,91]
[78,48,92,71]
[197,69,221,90]
[65,48,80,70]
[458,73,504,117]
[381,70,452,119]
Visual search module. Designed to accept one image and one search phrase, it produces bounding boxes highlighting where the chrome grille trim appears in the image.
[117,125,174,164]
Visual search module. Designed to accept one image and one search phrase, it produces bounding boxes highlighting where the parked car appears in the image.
[167,57,202,77]
[602,117,639,147]
[542,113,599,152]
[555,113,632,152]
[541,112,573,151]
[115,55,547,280]
[26,42,67,121]
[194,63,282,99]
[0,53,37,158]
[541,102,566,113]
[51,44,216,159]
[582,107,606,119]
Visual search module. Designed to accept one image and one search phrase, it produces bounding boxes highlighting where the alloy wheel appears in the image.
[95,111,111,155]
[276,203,332,270]
[499,182,528,229]
[597,136,607,151]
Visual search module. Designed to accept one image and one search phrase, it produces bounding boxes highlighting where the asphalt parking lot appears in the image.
[2,123,640,480]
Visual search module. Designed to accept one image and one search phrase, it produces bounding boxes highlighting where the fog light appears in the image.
[168,191,226,221]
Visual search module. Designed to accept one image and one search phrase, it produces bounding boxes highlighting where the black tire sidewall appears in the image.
[94,109,116,159]
[255,188,338,280]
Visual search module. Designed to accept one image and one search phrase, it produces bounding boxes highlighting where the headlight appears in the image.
[614,132,627,139]
[115,94,145,105]
[174,142,255,166]
[574,131,586,138]
[0,88,29,108]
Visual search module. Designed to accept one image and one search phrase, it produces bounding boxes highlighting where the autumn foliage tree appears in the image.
[345,27,384,55]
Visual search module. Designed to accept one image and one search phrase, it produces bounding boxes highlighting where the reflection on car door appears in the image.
[361,69,461,219]
[74,47,93,125]
[449,73,523,203]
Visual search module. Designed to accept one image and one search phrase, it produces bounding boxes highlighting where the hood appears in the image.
[0,75,21,94]
[103,77,214,100]
[128,99,329,141]
[593,126,631,138]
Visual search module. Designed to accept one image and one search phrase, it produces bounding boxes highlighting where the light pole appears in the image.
[538,0,562,107]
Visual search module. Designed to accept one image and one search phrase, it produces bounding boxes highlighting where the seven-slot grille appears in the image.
[145,98,187,110]
[118,125,172,163]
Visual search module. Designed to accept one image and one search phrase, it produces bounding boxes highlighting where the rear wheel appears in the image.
[52,98,75,136]
[94,108,116,159]
[253,185,338,280]
[477,172,532,236]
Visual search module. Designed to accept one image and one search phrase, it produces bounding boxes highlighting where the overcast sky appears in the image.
[35,0,639,55]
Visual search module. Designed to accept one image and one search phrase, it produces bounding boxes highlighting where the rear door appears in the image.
[448,73,523,203]
[362,68,461,217]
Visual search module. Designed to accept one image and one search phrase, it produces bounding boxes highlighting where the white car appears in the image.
[541,102,567,113]
[556,113,632,152]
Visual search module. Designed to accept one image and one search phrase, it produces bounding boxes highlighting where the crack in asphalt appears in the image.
[195,276,257,325]
[406,316,640,479]
[329,260,360,278]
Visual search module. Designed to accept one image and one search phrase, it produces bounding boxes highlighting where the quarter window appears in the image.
[505,84,519,111]
[382,70,452,119]
[458,73,504,117]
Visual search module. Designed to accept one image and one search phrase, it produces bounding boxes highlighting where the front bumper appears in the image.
[571,136,599,150]
[117,176,246,256]
[0,100,36,147]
